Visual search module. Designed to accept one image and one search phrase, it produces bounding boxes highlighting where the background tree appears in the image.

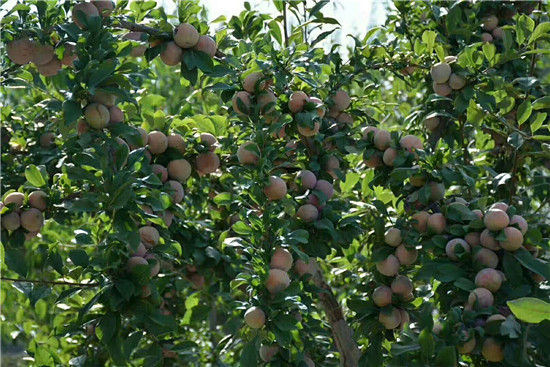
[1,1,549,367]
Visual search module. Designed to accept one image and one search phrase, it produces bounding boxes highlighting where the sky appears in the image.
[1,0,389,49]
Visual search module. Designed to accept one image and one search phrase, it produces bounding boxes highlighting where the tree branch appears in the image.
[1,276,99,287]
[311,261,361,367]
[282,3,289,48]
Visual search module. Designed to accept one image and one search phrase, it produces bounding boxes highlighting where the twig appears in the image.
[282,2,289,48]
[1,276,99,287]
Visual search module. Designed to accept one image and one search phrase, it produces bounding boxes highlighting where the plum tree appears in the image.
[372,286,393,307]
[270,248,293,272]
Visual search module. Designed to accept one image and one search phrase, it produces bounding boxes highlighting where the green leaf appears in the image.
[69,250,89,267]
[516,14,535,45]
[530,112,547,133]
[533,96,550,110]
[421,30,437,53]
[435,346,457,367]
[62,100,82,127]
[25,164,46,187]
[419,328,434,357]
[239,340,258,367]
[516,100,532,125]
[273,314,298,331]
[507,298,550,323]
[5,248,28,276]
[528,22,550,44]
[340,172,360,193]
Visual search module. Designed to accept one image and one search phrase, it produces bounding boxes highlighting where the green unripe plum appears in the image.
[297,204,318,222]
[264,176,287,201]
[372,285,393,307]
[265,268,290,294]
[166,180,184,204]
[430,62,452,83]
[484,209,509,231]
[482,15,499,31]
[174,23,199,48]
[244,306,265,329]
[4,192,25,210]
[7,38,36,65]
[139,225,160,248]
[167,159,192,182]
[147,131,168,155]
[2,212,21,231]
[373,130,391,151]
[376,254,400,276]
[499,226,523,251]
[475,268,502,293]
[28,191,47,211]
[20,208,44,232]
[395,244,418,265]
[448,73,466,90]
[427,213,446,234]
[237,142,260,165]
[384,228,402,247]
[85,103,110,129]
[379,308,401,329]
[270,248,293,272]
[482,337,504,362]
[160,41,183,66]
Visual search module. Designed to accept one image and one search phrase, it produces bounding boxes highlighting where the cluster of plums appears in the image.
[372,275,413,330]
[430,56,466,97]
[6,37,76,76]
[1,190,47,239]
[159,23,217,66]
[361,126,423,168]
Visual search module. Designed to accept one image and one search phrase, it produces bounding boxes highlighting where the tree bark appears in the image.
[311,261,361,367]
